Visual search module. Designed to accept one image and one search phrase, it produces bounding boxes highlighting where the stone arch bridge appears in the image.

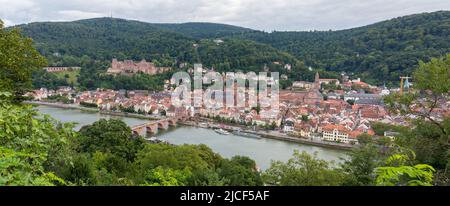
[131,117,187,136]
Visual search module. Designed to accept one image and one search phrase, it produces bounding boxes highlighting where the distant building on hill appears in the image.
[291,72,340,91]
[44,66,81,73]
[315,72,340,85]
[107,59,171,75]
[292,81,315,90]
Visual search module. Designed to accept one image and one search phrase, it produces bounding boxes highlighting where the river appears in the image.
[36,105,347,170]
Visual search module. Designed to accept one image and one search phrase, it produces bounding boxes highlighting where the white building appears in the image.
[321,124,356,144]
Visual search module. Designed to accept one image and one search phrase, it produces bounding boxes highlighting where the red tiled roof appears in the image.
[322,124,350,133]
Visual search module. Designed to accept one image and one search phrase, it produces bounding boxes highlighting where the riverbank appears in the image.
[26,101,159,121]
[181,121,355,151]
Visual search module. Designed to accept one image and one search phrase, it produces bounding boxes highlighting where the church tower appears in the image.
[313,72,321,90]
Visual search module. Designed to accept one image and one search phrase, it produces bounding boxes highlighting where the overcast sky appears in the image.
[1,0,449,31]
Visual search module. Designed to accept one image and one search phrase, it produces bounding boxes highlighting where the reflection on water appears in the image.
[36,105,347,170]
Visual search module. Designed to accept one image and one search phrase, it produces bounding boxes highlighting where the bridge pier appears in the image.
[132,130,140,136]
[146,125,158,135]
[168,119,177,127]
[158,121,169,130]
[132,126,146,136]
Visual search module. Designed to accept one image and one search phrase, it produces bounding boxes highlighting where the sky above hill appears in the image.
[1,0,449,31]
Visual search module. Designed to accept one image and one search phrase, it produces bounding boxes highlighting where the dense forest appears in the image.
[15,18,300,72]
[234,11,450,84]
[14,11,450,85]
[150,22,252,39]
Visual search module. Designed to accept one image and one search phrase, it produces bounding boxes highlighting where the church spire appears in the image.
[315,72,320,82]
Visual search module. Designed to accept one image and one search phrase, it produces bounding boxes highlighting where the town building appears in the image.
[44,66,81,73]
[344,93,381,102]
[107,59,171,75]
[292,81,315,90]
[315,72,340,85]
[321,124,357,144]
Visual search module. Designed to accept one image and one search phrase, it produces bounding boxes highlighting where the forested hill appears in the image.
[150,22,253,39]
[13,11,450,84]
[14,18,300,73]
[16,18,195,65]
[234,11,450,83]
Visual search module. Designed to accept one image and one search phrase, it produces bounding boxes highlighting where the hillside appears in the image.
[150,22,253,39]
[16,18,196,66]
[235,11,450,83]
[15,18,298,72]
[12,11,450,84]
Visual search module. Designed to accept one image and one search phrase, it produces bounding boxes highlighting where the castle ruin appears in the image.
[107,59,171,75]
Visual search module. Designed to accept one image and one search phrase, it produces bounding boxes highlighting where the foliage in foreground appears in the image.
[375,154,435,186]
[0,92,73,185]
[0,20,47,102]
[0,97,263,186]
[262,151,346,186]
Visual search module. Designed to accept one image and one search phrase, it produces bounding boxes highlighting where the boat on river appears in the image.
[144,136,169,144]
[233,129,262,139]
[214,128,230,135]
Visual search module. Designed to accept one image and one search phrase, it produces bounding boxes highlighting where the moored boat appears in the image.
[214,128,230,135]
[233,129,262,139]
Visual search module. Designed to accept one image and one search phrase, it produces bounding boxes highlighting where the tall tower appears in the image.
[314,72,321,90]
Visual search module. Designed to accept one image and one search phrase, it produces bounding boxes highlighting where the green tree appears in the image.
[0,147,65,186]
[384,54,450,185]
[0,20,47,102]
[385,54,450,139]
[262,151,346,186]
[141,166,192,186]
[301,115,309,122]
[58,153,95,185]
[341,135,390,186]
[217,156,263,186]
[0,92,73,185]
[375,154,435,186]
[135,144,211,172]
[78,119,145,161]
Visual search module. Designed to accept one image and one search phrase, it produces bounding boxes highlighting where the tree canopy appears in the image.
[0,20,46,102]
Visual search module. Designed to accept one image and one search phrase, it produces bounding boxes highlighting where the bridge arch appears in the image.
[131,117,186,136]
[168,119,177,126]
[158,121,169,130]
[146,124,158,135]
[132,130,139,136]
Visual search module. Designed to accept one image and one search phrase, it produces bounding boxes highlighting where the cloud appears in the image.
[56,10,105,21]
[0,0,449,30]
